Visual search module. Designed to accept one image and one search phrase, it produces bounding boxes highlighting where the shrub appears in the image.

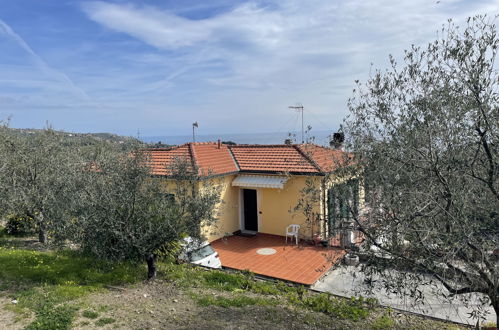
[25,304,77,330]
[301,294,371,321]
[372,311,395,330]
[195,294,277,308]
[95,317,115,326]
[82,309,99,319]
[5,213,36,235]
[203,271,252,291]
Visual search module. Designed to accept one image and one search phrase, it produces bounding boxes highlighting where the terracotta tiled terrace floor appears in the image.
[211,234,346,285]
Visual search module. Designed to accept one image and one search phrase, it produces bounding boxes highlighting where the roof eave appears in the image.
[238,169,325,176]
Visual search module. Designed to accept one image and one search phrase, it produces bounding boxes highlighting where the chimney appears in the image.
[217,139,221,149]
[330,132,345,150]
[284,138,292,145]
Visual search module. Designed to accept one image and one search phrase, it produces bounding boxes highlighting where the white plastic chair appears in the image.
[285,224,300,245]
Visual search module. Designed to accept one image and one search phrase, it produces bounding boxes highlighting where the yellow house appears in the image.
[146,141,361,244]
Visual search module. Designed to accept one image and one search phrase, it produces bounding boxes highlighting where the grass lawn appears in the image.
[0,228,143,329]
[0,230,466,329]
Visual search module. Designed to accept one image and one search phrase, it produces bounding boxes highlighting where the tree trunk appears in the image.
[493,297,498,329]
[37,212,46,244]
[146,254,157,280]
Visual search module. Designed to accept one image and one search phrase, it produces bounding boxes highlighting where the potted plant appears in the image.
[344,253,360,266]
[313,233,322,245]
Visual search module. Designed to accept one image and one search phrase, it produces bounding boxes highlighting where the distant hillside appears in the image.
[9,128,142,145]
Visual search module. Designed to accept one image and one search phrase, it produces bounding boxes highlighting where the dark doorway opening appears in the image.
[243,189,258,232]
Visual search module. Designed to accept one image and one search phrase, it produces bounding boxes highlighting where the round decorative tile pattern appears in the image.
[256,248,277,255]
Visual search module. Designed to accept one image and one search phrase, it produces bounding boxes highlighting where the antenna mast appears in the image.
[289,104,304,143]
[192,122,198,142]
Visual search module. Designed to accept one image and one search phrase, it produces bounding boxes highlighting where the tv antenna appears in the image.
[289,104,304,143]
[192,122,198,142]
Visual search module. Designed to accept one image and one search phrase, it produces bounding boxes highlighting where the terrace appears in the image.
[211,233,346,285]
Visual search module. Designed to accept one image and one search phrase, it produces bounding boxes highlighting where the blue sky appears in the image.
[0,0,497,137]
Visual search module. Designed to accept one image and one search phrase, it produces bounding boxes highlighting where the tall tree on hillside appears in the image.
[0,125,80,243]
[344,16,498,323]
[68,147,221,279]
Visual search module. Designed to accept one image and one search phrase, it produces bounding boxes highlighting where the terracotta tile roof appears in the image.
[229,145,319,173]
[191,142,239,176]
[144,142,238,176]
[144,142,350,177]
[296,144,350,173]
[144,145,192,176]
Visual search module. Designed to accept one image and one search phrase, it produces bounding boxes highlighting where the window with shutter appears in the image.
[328,179,359,236]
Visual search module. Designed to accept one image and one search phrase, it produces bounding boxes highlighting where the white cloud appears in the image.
[81,1,499,88]
[76,0,499,135]
[4,0,498,136]
[81,1,288,50]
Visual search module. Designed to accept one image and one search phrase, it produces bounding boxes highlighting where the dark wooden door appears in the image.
[243,189,258,231]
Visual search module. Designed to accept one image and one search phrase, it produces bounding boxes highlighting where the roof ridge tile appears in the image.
[294,144,323,173]
[227,146,241,172]
[188,143,200,175]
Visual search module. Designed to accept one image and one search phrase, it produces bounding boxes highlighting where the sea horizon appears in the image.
[141,129,337,146]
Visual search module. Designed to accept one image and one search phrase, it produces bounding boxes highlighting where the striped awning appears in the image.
[232,175,288,189]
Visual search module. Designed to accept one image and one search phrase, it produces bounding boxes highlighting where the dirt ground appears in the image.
[72,280,464,330]
[0,296,27,330]
[0,279,467,330]
[70,280,342,330]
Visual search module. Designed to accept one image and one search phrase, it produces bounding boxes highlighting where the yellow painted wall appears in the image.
[160,172,364,243]
[178,174,324,242]
[200,175,240,242]
[256,176,322,240]
[160,176,240,242]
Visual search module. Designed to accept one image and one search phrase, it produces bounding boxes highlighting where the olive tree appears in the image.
[0,125,80,243]
[69,147,221,279]
[344,16,498,323]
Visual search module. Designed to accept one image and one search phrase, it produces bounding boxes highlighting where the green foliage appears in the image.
[0,246,143,329]
[345,15,498,321]
[250,280,287,296]
[95,317,116,326]
[0,123,221,281]
[160,263,206,287]
[203,271,253,291]
[372,311,395,330]
[0,125,87,244]
[65,146,221,279]
[201,269,296,296]
[0,247,143,287]
[481,321,497,328]
[159,263,374,321]
[164,266,290,296]
[290,177,322,239]
[25,304,78,330]
[301,294,372,321]
[194,294,277,308]
[4,214,36,236]
[82,309,99,319]
[0,244,378,327]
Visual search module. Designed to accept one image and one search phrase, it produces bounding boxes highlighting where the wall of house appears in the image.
[256,175,322,240]
[161,171,364,243]
[161,175,240,243]
[200,175,240,242]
